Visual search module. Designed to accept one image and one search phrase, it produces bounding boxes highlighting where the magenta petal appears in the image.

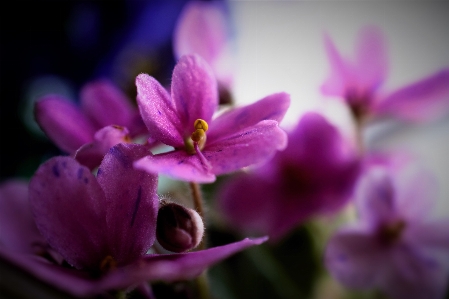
[325,229,385,289]
[136,74,184,147]
[205,120,287,176]
[405,219,449,255]
[208,92,290,144]
[75,125,132,170]
[134,150,216,183]
[354,26,388,91]
[35,95,96,154]
[80,79,137,129]
[171,54,218,132]
[97,143,159,266]
[375,69,449,121]
[0,180,46,254]
[98,237,268,290]
[29,157,107,269]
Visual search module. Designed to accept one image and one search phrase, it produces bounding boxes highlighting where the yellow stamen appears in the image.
[185,119,209,154]
[99,255,117,273]
[194,119,208,132]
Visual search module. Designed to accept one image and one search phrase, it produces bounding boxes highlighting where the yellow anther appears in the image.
[99,255,117,273]
[194,119,209,132]
[191,129,206,143]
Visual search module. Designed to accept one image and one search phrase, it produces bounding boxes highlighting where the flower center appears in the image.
[185,119,209,154]
[99,255,117,273]
[377,219,406,247]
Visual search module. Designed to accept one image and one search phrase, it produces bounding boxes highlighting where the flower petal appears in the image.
[97,143,159,266]
[29,157,107,269]
[98,237,268,290]
[80,80,138,130]
[171,54,218,134]
[133,150,216,183]
[208,92,290,144]
[34,95,96,154]
[375,69,449,121]
[136,73,184,147]
[205,120,287,176]
[0,180,46,254]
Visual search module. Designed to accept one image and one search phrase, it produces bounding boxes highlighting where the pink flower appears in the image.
[321,26,449,123]
[134,54,290,183]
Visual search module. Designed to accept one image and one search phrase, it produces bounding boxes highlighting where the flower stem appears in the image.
[189,182,206,251]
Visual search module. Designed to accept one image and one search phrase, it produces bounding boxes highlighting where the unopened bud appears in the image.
[156,202,204,253]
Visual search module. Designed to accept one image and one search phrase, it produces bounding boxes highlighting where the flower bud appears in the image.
[156,202,204,253]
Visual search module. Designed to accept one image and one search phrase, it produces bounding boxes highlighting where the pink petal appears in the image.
[171,54,218,135]
[205,120,287,176]
[74,125,132,170]
[97,143,159,266]
[29,157,108,269]
[98,237,268,290]
[354,26,388,91]
[136,73,184,147]
[375,69,449,121]
[133,150,216,183]
[208,92,290,144]
[0,180,46,254]
[80,79,137,130]
[34,95,96,154]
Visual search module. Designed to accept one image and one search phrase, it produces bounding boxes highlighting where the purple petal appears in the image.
[133,150,216,183]
[97,143,159,266]
[98,237,268,290]
[171,54,218,135]
[80,79,138,130]
[136,73,184,147]
[208,92,290,144]
[325,228,386,289]
[354,26,388,91]
[74,125,132,170]
[0,180,46,254]
[205,120,288,176]
[34,95,96,154]
[375,69,449,121]
[29,157,108,269]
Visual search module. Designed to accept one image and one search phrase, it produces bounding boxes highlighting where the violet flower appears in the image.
[321,26,449,123]
[173,1,235,104]
[134,54,290,183]
[218,112,361,241]
[0,143,267,297]
[34,79,148,168]
[325,160,449,299]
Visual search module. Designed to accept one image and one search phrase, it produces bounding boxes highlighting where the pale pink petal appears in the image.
[80,79,137,130]
[375,69,449,121]
[29,157,107,269]
[136,74,184,147]
[34,95,96,154]
[204,120,287,176]
[97,143,159,266]
[171,54,218,134]
[134,150,216,183]
[208,92,290,144]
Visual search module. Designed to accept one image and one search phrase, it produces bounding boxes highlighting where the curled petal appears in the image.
[97,143,159,266]
[136,74,184,147]
[133,150,216,183]
[29,157,107,270]
[375,69,449,121]
[208,92,290,144]
[34,95,96,154]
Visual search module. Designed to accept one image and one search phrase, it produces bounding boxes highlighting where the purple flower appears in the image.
[133,54,290,183]
[325,159,449,299]
[35,79,148,168]
[218,112,361,241]
[321,26,449,123]
[0,143,267,297]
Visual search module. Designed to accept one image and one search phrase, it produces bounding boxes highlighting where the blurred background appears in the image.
[1,1,449,299]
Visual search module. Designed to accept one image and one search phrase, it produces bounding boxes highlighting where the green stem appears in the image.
[189,182,206,250]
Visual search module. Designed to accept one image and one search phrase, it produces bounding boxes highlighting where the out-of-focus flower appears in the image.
[321,26,449,124]
[325,159,449,299]
[34,79,149,168]
[173,1,235,104]
[134,54,290,183]
[218,112,361,241]
[0,143,267,297]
